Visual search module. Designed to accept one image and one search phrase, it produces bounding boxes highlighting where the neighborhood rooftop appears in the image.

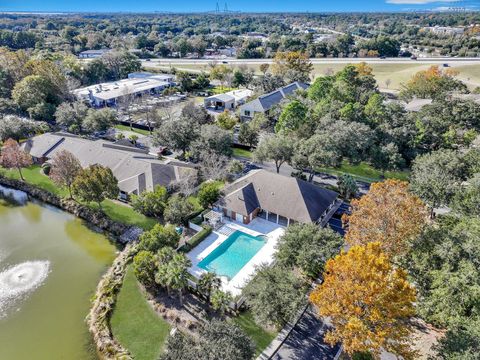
[239,81,309,118]
[215,169,338,225]
[22,133,195,196]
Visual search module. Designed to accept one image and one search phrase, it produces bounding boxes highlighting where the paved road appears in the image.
[271,307,341,360]
[142,57,480,67]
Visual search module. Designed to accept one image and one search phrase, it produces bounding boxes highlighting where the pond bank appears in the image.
[0,176,135,241]
[0,177,140,359]
[87,244,135,360]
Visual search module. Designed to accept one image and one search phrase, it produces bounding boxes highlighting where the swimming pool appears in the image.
[198,231,266,280]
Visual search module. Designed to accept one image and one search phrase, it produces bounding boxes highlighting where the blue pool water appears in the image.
[198,231,266,280]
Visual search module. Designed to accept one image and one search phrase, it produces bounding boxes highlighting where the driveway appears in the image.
[271,307,341,360]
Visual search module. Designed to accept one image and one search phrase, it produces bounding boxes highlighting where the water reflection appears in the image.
[64,220,117,263]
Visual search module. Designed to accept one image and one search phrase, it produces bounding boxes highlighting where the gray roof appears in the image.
[240,82,309,113]
[22,133,196,195]
[206,93,235,102]
[404,98,433,112]
[79,49,110,54]
[217,170,337,223]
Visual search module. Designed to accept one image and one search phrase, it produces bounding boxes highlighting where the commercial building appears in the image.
[72,73,175,107]
[78,49,111,59]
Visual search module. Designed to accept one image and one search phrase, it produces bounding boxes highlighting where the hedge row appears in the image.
[185,225,212,251]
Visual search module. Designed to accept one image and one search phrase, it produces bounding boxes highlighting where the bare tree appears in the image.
[174,171,199,197]
[117,86,136,130]
[324,67,334,76]
[199,150,230,181]
[50,150,82,199]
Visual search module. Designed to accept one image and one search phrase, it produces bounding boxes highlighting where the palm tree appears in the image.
[197,272,221,303]
[211,289,233,317]
[166,253,191,306]
[155,247,176,295]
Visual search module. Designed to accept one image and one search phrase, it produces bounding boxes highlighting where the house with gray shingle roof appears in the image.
[214,169,338,226]
[239,82,309,120]
[22,133,196,199]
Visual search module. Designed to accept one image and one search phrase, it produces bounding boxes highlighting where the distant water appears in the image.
[0,185,116,360]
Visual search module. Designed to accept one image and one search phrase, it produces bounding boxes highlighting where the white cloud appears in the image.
[387,0,459,4]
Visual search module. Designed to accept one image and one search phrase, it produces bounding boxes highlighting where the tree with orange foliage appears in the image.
[343,179,427,257]
[400,65,467,100]
[310,242,417,359]
[0,138,32,180]
[271,51,313,83]
[355,62,373,76]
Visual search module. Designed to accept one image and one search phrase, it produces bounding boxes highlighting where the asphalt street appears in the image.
[271,307,341,360]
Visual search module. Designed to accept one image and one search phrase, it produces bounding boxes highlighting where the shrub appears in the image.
[186,225,212,251]
[138,224,180,252]
[133,250,157,288]
[197,182,221,209]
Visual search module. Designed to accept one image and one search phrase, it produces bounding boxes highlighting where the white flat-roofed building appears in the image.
[204,89,253,111]
[78,49,111,59]
[72,73,175,107]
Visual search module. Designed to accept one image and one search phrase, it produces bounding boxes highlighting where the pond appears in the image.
[0,185,117,360]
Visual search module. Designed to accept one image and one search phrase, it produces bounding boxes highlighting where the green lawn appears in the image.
[111,267,171,360]
[232,311,277,356]
[187,195,203,213]
[317,161,410,183]
[114,124,151,136]
[0,165,157,230]
[232,147,253,159]
[211,86,238,94]
[90,200,157,230]
[0,165,68,197]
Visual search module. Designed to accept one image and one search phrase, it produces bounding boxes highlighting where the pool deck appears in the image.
[187,218,285,296]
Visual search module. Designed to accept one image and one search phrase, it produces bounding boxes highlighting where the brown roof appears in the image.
[217,170,338,223]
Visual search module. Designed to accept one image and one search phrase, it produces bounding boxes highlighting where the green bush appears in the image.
[186,225,212,251]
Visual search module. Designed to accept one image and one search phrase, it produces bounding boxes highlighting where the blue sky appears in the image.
[0,0,478,13]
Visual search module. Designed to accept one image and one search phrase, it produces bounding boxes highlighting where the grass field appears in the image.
[317,161,410,183]
[115,124,151,136]
[111,267,171,360]
[146,62,480,91]
[232,311,277,356]
[232,147,253,159]
[0,165,157,230]
[211,86,238,94]
[90,200,157,230]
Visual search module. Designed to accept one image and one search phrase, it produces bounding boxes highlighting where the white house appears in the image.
[204,89,253,111]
